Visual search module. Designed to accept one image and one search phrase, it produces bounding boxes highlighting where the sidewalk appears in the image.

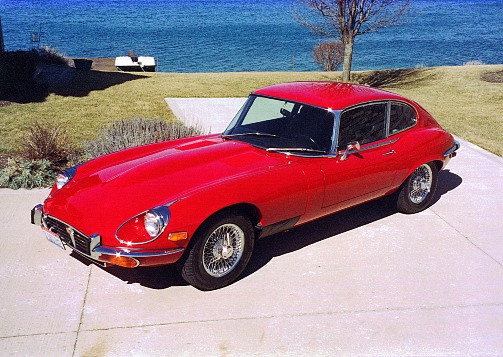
[0,99,501,356]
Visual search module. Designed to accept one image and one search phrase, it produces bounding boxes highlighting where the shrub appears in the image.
[0,158,56,189]
[37,46,69,66]
[83,118,203,160]
[312,40,344,72]
[21,122,70,167]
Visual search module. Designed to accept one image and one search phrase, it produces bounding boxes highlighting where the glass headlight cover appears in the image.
[116,205,171,245]
[55,166,77,189]
[144,210,165,237]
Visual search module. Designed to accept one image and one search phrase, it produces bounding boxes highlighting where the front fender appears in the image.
[166,163,309,243]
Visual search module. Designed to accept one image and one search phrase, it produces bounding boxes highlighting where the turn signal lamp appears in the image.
[168,232,188,241]
[102,254,139,268]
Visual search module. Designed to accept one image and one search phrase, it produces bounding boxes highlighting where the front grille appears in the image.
[44,216,91,255]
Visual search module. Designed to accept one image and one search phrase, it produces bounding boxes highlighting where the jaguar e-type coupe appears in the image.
[31,82,459,290]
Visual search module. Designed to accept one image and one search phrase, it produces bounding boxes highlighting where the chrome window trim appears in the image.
[386,101,418,137]
[385,101,391,138]
[330,110,341,155]
[335,101,389,150]
[335,100,418,151]
[337,138,399,158]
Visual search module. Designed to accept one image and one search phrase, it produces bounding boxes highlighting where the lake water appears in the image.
[0,0,501,72]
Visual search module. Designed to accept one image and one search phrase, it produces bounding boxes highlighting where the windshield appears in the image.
[223,95,335,156]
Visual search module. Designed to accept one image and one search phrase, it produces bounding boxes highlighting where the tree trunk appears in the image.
[0,17,4,53]
[342,36,354,82]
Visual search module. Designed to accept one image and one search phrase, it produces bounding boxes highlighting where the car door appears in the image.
[321,102,399,209]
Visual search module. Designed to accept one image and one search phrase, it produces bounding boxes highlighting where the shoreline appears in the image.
[80,57,503,75]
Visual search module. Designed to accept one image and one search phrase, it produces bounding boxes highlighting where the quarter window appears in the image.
[389,103,416,135]
[338,103,387,149]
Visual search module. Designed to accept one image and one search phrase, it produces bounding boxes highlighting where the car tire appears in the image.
[180,213,255,291]
[396,162,439,214]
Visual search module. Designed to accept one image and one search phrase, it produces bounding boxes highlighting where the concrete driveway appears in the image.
[1,100,502,355]
[166,97,247,134]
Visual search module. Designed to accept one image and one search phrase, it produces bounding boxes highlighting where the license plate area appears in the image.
[42,227,65,250]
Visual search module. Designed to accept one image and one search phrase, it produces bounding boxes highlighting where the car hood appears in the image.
[44,135,290,237]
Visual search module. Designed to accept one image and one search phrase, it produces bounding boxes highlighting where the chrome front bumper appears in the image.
[31,204,184,267]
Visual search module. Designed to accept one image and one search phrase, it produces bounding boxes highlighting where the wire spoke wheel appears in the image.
[397,162,438,214]
[408,164,433,204]
[181,214,254,290]
[202,223,245,278]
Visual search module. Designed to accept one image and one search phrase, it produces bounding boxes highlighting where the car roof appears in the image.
[252,82,409,111]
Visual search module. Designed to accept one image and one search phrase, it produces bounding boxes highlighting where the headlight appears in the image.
[144,210,165,237]
[116,205,170,245]
[55,166,77,189]
[56,173,69,189]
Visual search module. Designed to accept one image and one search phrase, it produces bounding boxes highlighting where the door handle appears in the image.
[383,149,395,156]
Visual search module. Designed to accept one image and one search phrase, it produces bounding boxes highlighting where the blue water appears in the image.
[0,0,502,72]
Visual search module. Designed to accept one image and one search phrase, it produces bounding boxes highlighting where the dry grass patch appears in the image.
[385,65,503,156]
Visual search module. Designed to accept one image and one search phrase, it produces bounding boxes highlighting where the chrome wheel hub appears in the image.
[409,164,433,204]
[212,239,234,260]
[203,223,244,278]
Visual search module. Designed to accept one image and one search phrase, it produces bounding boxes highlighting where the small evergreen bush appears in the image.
[0,158,56,189]
[83,118,203,160]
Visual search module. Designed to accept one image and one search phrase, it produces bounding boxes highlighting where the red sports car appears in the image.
[31,82,459,290]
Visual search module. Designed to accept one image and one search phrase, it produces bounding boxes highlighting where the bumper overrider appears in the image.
[30,204,184,268]
[442,140,460,168]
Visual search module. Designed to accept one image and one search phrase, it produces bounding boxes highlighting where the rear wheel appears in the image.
[397,162,438,214]
[180,213,254,290]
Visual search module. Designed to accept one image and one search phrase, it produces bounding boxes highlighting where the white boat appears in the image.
[115,55,156,72]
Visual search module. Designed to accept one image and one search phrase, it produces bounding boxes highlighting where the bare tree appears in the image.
[313,40,344,71]
[294,0,410,82]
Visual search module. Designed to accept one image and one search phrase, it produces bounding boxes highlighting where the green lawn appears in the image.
[1,64,502,156]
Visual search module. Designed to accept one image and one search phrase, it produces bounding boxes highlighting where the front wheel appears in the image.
[396,162,439,214]
[180,213,255,290]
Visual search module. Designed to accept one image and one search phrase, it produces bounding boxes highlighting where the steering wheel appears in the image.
[294,134,322,150]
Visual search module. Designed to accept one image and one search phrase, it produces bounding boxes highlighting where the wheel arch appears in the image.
[399,158,443,187]
[206,203,263,234]
[176,202,261,273]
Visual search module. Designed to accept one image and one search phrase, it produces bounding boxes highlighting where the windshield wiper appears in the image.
[222,132,279,139]
[266,147,327,154]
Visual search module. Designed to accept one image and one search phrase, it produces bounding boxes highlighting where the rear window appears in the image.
[389,103,416,135]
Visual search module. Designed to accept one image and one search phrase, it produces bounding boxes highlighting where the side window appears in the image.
[389,103,416,135]
[338,103,387,149]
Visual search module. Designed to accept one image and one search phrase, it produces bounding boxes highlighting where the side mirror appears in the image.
[340,141,360,161]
